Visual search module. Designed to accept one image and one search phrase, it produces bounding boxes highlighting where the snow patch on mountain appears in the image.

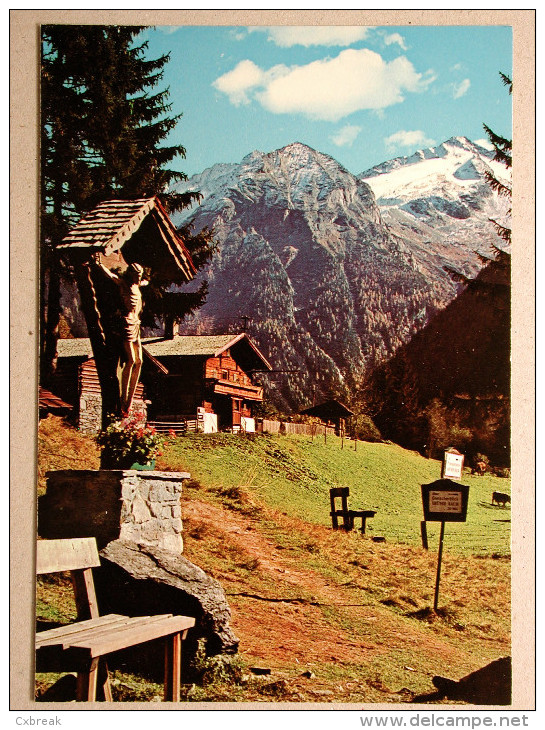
[359,137,509,209]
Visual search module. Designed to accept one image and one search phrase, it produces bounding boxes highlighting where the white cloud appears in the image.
[157,26,182,35]
[247,26,372,47]
[453,78,471,99]
[383,32,407,51]
[385,130,436,153]
[212,59,284,106]
[331,124,362,147]
[213,48,435,122]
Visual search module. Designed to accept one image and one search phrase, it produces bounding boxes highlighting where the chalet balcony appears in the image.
[205,377,263,401]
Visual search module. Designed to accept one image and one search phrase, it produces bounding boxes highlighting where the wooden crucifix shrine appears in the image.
[58,197,195,426]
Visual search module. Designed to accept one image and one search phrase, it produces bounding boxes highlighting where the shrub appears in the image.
[97,412,169,467]
[188,639,246,686]
[352,414,382,442]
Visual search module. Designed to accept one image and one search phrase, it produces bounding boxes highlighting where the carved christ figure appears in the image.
[91,253,148,415]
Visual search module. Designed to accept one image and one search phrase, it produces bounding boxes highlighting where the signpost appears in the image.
[441,447,464,480]
[421,479,469,610]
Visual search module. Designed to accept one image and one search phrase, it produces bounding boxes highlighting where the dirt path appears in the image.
[181,497,510,702]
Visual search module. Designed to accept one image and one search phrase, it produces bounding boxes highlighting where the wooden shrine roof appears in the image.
[58,197,195,281]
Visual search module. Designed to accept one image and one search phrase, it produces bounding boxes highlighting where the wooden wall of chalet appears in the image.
[143,357,203,420]
[144,352,259,423]
[205,352,254,388]
[79,359,146,433]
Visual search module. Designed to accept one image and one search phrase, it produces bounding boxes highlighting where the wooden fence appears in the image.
[149,417,336,438]
[261,420,335,437]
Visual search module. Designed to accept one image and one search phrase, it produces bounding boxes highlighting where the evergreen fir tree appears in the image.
[41,26,96,379]
[483,72,512,245]
[40,25,215,378]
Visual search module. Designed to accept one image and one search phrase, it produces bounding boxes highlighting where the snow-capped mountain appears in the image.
[360,136,510,282]
[168,138,508,412]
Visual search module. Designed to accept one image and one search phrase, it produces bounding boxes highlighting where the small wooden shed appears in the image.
[39,387,73,419]
[300,399,354,436]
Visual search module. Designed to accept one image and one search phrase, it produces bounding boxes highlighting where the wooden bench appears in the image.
[329,487,376,535]
[36,537,195,702]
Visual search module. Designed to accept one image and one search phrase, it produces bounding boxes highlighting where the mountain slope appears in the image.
[364,253,511,465]
[170,139,507,411]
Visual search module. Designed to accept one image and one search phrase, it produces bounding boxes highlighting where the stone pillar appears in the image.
[39,469,190,552]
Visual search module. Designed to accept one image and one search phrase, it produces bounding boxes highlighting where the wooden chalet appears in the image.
[52,339,148,433]
[52,333,272,434]
[142,333,272,433]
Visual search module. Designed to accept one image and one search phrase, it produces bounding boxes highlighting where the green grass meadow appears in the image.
[159,433,511,557]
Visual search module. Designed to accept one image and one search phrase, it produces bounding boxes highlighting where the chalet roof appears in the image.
[143,333,273,372]
[39,387,73,412]
[58,197,195,282]
[56,333,273,372]
[55,338,168,375]
[56,339,94,358]
[300,399,354,420]
[143,334,243,357]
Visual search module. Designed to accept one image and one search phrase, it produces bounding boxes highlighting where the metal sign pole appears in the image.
[434,520,446,611]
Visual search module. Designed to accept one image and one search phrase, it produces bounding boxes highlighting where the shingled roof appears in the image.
[58,197,195,281]
[143,333,272,372]
[56,334,272,373]
[55,337,169,375]
[55,339,94,358]
[39,387,73,413]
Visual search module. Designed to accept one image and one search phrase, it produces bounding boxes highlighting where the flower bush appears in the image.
[97,412,166,468]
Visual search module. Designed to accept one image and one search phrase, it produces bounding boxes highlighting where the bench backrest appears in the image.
[36,537,101,620]
[37,537,101,575]
[330,486,349,507]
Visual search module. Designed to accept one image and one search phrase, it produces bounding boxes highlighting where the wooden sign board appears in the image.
[421,479,469,522]
[441,448,464,480]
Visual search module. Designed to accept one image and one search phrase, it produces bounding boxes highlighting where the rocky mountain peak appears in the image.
[161,137,507,411]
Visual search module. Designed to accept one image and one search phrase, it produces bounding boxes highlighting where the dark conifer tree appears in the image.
[483,73,512,245]
[41,26,95,378]
[40,25,215,378]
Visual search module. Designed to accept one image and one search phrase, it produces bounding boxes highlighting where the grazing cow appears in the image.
[492,491,511,507]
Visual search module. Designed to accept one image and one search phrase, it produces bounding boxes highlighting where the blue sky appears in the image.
[139,24,513,179]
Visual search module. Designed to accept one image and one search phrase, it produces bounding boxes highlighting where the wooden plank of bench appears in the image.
[36,615,173,648]
[36,614,128,646]
[68,616,195,658]
[58,615,180,650]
